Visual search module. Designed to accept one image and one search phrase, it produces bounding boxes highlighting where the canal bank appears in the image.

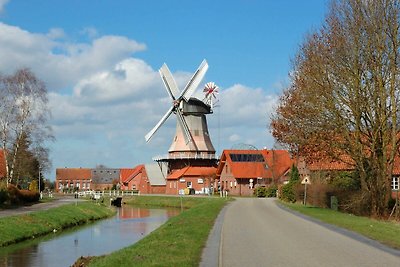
[0,205,179,267]
[85,196,229,267]
[0,201,115,247]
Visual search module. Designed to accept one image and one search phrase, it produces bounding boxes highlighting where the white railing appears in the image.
[78,190,139,198]
[152,153,217,161]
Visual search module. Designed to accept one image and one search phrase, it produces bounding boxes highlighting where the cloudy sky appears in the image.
[0,0,328,179]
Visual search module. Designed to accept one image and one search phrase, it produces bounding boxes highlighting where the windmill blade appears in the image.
[176,109,194,145]
[181,59,209,102]
[145,106,174,142]
[159,64,180,100]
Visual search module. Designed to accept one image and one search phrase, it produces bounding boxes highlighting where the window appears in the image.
[392,177,399,191]
[187,181,192,188]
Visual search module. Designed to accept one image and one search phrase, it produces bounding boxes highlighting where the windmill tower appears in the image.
[145,60,217,172]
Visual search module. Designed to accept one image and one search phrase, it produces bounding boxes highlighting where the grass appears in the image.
[0,202,115,247]
[87,196,229,267]
[280,201,400,249]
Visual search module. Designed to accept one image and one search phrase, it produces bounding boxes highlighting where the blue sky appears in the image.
[0,0,328,180]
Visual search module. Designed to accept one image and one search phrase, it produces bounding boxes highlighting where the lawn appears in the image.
[280,201,400,249]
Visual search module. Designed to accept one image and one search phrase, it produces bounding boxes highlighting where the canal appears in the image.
[0,205,180,267]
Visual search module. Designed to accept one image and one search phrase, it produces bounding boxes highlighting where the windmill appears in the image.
[145,60,217,171]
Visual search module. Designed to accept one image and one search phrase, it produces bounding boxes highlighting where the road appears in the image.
[203,198,400,267]
[0,195,84,218]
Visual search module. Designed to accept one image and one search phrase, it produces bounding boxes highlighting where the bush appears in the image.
[7,184,39,204]
[19,189,40,202]
[8,184,20,204]
[266,185,278,197]
[254,187,267,197]
[280,183,296,202]
[0,187,8,204]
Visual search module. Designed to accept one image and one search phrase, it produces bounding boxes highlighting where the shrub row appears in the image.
[2,184,39,205]
[254,185,277,198]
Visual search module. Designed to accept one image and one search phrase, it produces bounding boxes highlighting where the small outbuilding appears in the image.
[166,166,216,195]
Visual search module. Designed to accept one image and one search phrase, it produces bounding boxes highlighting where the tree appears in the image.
[280,165,300,203]
[0,68,53,186]
[271,0,400,217]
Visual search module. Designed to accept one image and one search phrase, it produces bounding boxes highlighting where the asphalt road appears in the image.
[216,198,400,267]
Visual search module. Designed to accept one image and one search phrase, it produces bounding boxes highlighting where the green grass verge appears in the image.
[88,196,228,267]
[0,202,115,247]
[280,201,400,249]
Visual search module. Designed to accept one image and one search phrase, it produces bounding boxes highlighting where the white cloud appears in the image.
[80,27,98,39]
[0,23,146,90]
[47,28,66,40]
[0,0,8,13]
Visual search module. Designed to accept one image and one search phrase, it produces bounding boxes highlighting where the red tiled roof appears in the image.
[120,165,144,184]
[167,166,217,180]
[305,154,400,175]
[0,149,6,178]
[217,149,294,180]
[305,153,355,171]
[264,150,294,178]
[56,168,91,180]
[393,156,400,176]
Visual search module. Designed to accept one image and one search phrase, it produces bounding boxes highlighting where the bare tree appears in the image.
[271,0,400,217]
[0,68,52,185]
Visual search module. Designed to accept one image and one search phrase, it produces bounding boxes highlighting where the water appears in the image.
[0,206,180,267]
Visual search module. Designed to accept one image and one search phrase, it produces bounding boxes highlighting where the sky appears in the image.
[0,0,328,180]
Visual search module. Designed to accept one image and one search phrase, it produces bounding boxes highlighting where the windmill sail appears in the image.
[182,59,208,102]
[145,106,174,142]
[159,64,180,100]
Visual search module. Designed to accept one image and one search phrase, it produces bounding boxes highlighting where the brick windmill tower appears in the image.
[145,60,218,175]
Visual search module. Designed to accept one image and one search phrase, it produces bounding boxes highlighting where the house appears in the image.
[120,166,143,191]
[0,149,6,180]
[166,166,216,195]
[299,155,400,199]
[120,164,166,194]
[216,149,293,196]
[55,168,92,192]
[91,168,120,190]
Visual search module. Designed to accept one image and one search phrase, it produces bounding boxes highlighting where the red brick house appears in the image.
[216,149,293,196]
[55,168,92,192]
[166,166,216,195]
[120,164,166,194]
[120,166,143,191]
[299,155,400,199]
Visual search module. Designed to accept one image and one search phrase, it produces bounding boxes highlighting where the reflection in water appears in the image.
[0,206,179,267]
